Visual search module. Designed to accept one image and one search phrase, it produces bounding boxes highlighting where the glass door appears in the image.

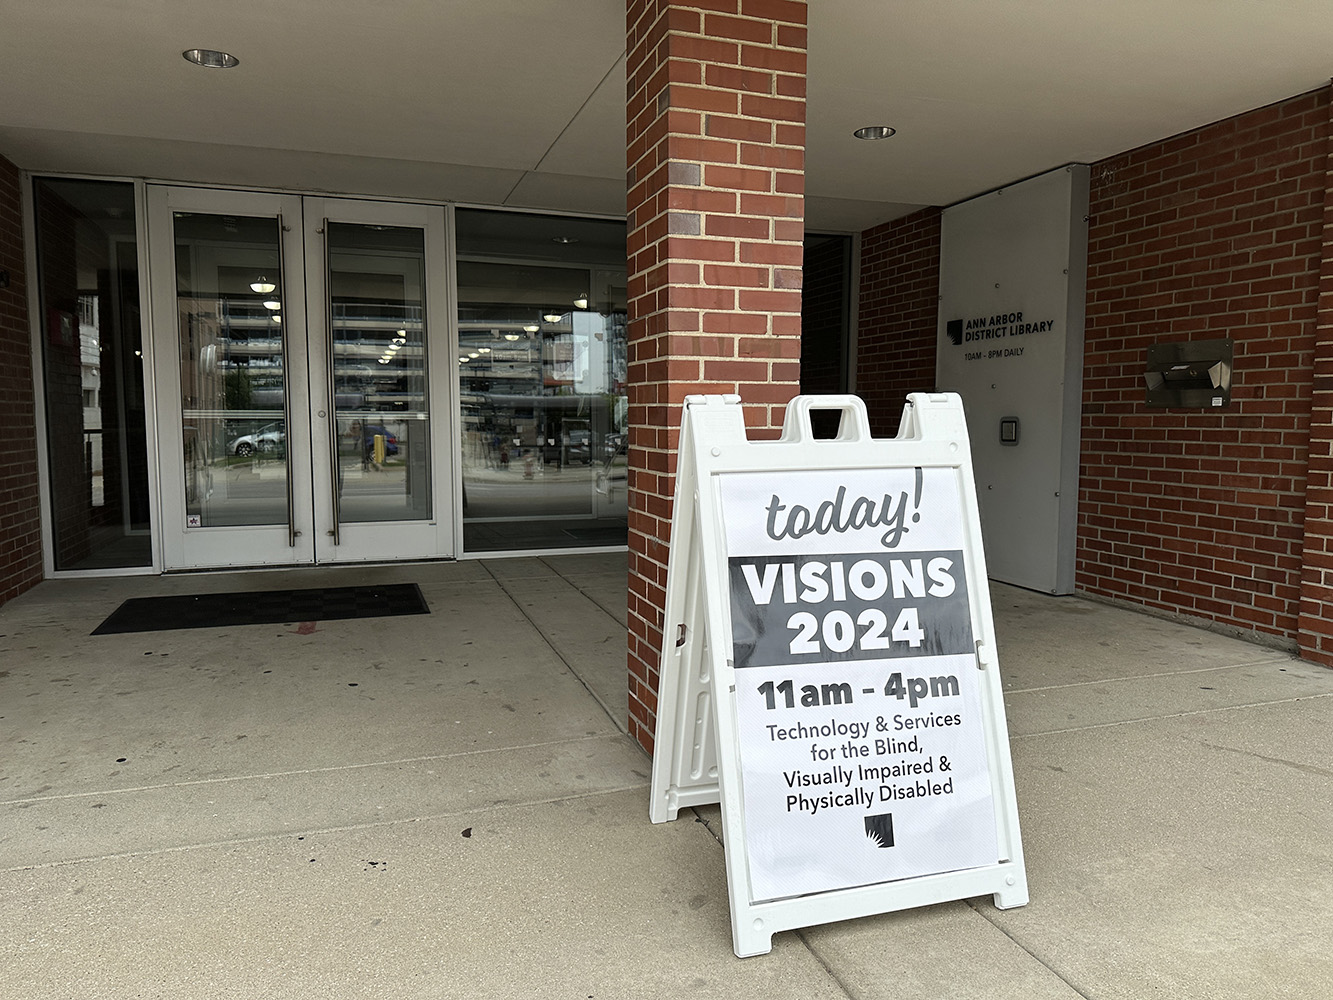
[303,198,454,564]
[147,188,453,570]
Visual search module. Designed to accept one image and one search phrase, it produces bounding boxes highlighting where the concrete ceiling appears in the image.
[1,1,1330,232]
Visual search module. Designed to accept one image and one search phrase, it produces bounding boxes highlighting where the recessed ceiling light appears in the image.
[552,236,579,244]
[854,125,896,140]
[183,48,239,70]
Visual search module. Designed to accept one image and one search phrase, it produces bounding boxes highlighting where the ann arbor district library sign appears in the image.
[649,394,1028,957]
[946,311,1058,361]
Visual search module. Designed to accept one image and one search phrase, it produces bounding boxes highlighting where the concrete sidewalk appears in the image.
[2,552,1330,998]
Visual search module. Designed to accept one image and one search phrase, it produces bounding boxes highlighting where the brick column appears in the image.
[626,0,807,750]
[857,208,943,437]
[0,154,43,606]
[1297,83,1333,665]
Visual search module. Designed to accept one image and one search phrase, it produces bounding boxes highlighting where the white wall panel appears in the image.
[936,166,1089,594]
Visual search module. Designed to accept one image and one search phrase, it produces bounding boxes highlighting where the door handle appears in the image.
[278,211,298,549]
[323,218,341,546]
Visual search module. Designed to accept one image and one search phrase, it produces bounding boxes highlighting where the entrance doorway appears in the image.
[146,188,455,569]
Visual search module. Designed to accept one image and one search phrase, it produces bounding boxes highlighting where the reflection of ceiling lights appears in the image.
[183,48,239,69]
[478,347,491,353]
[543,312,563,323]
[468,352,480,358]
[389,343,402,352]
[523,324,540,333]
[552,236,579,244]
[250,277,276,294]
[573,294,589,310]
[378,358,390,364]
[263,299,281,310]
[270,314,281,323]
[504,334,520,341]
[459,356,469,363]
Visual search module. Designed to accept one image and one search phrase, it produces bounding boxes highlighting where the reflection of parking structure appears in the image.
[228,422,285,456]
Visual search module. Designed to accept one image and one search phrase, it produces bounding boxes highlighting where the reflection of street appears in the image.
[339,461,409,496]
[463,461,627,519]
[191,454,289,526]
[338,459,425,522]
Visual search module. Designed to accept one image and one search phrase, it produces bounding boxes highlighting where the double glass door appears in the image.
[147,188,454,569]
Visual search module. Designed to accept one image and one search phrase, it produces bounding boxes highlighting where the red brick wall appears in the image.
[0,154,43,604]
[626,0,807,751]
[1295,88,1333,663]
[798,235,847,394]
[1078,89,1329,642]
[856,207,942,436]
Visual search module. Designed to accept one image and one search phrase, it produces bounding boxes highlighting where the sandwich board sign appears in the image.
[649,393,1028,957]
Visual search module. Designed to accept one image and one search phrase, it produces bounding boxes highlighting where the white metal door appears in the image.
[147,187,454,569]
[304,197,454,564]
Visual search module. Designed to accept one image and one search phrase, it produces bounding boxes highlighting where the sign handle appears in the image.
[779,394,873,442]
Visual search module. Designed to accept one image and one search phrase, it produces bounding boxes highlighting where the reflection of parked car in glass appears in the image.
[228,422,285,456]
[602,432,626,459]
[566,429,592,464]
[539,429,591,466]
[362,425,399,456]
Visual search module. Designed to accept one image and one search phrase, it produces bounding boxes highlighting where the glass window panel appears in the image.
[456,210,627,552]
[33,178,152,569]
[172,212,289,528]
[327,222,431,523]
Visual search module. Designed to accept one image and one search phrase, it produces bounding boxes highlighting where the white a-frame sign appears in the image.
[649,393,1028,957]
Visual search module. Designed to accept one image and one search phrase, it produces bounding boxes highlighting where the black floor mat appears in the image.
[92,583,430,635]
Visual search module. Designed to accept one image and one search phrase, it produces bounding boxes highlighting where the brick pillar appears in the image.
[857,208,943,437]
[1297,83,1333,665]
[626,0,807,750]
[0,153,42,605]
